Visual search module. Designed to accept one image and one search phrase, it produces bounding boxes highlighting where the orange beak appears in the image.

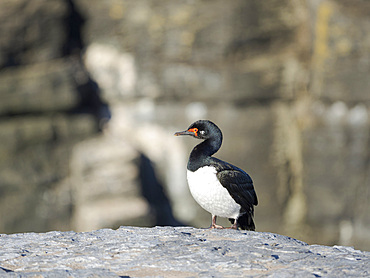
[174,128,198,137]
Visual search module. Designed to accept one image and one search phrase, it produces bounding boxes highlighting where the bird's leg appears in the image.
[209,215,224,229]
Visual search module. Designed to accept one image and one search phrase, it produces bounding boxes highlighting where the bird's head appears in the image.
[174,120,221,140]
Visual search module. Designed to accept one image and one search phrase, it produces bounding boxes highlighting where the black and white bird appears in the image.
[175,120,258,230]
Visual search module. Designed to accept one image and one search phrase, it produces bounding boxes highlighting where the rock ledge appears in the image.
[0,226,369,277]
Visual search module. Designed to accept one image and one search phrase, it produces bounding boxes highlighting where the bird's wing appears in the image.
[216,167,258,209]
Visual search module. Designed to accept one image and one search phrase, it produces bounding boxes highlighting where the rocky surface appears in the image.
[71,0,370,250]
[0,0,369,252]
[0,226,369,278]
[0,0,106,234]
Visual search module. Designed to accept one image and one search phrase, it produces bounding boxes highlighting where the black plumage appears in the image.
[175,120,258,230]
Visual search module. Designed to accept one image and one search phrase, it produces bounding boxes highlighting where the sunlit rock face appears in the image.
[0,0,369,251]
[0,227,369,277]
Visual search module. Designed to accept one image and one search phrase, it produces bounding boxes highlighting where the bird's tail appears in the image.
[229,211,255,231]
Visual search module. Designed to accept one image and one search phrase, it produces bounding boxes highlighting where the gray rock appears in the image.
[0,60,79,115]
[1,0,370,254]
[0,0,67,67]
[0,227,368,277]
[75,0,370,250]
[0,114,97,234]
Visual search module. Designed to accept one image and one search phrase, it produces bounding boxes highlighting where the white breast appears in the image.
[187,166,241,219]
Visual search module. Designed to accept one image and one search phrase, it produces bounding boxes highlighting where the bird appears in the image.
[174,120,258,230]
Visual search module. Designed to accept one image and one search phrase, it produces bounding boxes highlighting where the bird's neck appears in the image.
[188,136,222,171]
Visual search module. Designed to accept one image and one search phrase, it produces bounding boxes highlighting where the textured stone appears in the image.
[0,227,368,277]
[0,114,96,233]
[302,101,370,248]
[309,0,370,102]
[0,60,79,115]
[73,0,370,251]
[76,0,308,234]
[77,0,306,101]
[0,0,370,254]
[70,134,147,231]
[0,0,104,235]
[0,0,68,67]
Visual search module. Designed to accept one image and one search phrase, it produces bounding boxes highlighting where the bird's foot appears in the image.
[209,223,225,229]
[226,223,239,230]
[209,215,224,229]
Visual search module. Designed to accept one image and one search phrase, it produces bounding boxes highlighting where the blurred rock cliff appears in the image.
[0,0,369,250]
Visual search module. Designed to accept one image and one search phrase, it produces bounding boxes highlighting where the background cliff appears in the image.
[0,0,369,251]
